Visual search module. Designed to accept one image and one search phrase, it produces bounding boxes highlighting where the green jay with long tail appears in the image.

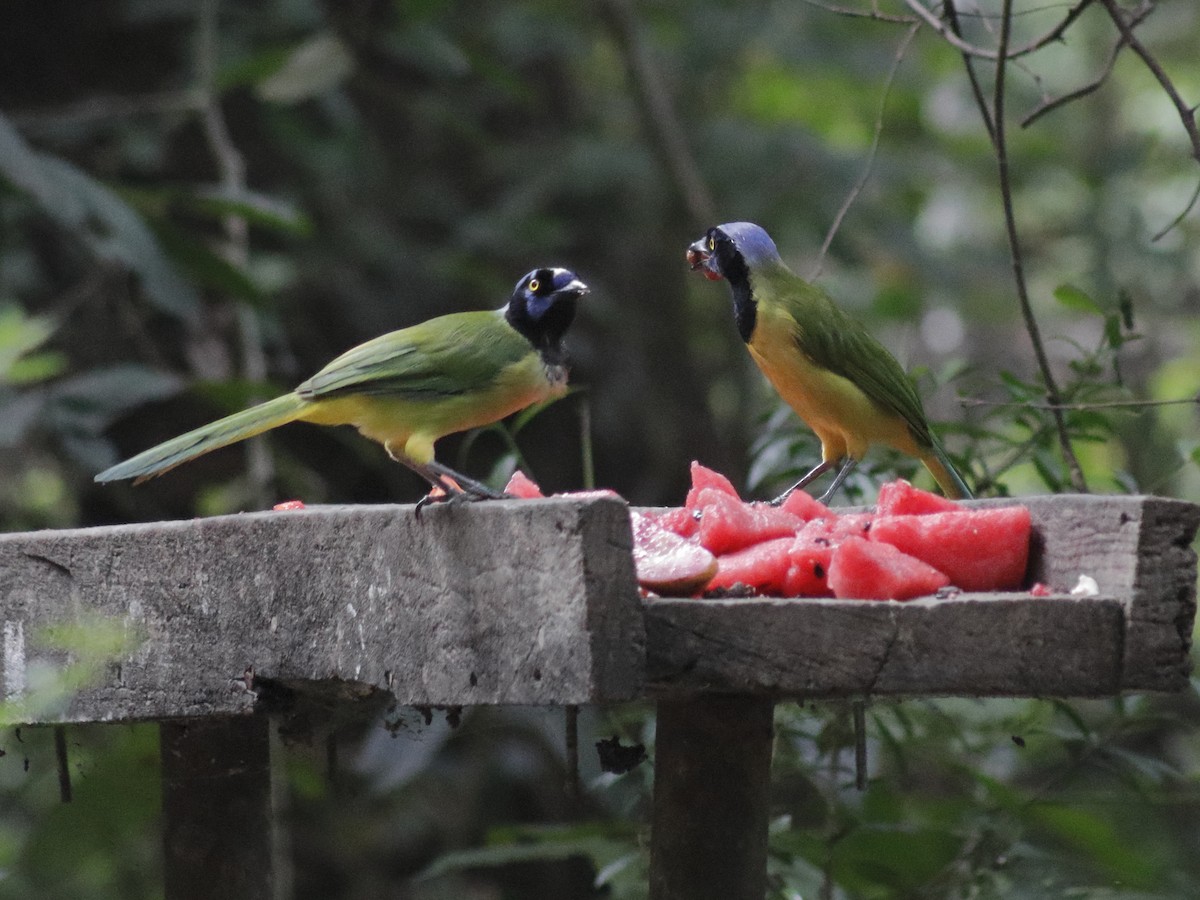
[687,222,971,502]
[95,267,589,506]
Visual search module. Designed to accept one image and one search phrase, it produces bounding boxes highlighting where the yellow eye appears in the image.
[707,236,715,251]
[529,279,540,292]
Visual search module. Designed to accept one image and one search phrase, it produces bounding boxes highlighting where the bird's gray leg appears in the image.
[384,445,468,515]
[817,457,859,504]
[426,460,508,501]
[770,459,836,506]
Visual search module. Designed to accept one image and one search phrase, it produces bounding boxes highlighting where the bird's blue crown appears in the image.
[719,222,781,267]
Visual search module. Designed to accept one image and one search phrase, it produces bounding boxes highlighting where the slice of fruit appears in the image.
[640,506,701,539]
[827,535,951,601]
[777,488,834,522]
[782,531,835,597]
[631,510,718,596]
[695,490,803,555]
[503,470,545,498]
[876,479,962,516]
[705,536,794,595]
[869,506,1032,592]
[685,461,740,511]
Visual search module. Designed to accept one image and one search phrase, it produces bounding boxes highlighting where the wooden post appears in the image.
[649,696,775,900]
[161,716,276,900]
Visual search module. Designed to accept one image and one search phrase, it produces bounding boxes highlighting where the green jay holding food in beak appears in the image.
[687,222,971,503]
[96,267,589,506]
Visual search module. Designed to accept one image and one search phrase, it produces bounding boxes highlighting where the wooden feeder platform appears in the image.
[1,493,1197,900]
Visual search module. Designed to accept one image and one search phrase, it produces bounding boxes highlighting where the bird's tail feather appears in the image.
[922,434,973,500]
[95,393,308,483]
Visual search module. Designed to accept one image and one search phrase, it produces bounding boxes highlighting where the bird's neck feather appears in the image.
[506,299,575,367]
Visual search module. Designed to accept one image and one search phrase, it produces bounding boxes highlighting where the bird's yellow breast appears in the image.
[296,353,563,465]
[748,304,920,461]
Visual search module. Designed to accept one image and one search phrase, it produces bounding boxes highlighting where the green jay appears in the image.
[687,222,971,502]
[95,267,589,505]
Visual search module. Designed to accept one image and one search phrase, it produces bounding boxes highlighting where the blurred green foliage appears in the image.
[1,0,1199,897]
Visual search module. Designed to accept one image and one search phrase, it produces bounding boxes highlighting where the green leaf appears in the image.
[152,222,267,307]
[0,303,59,381]
[121,184,313,237]
[1029,804,1159,887]
[1053,283,1101,313]
[0,111,201,321]
[257,32,355,104]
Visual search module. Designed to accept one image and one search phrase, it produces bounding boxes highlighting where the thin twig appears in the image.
[1022,1,1153,128]
[991,0,1089,491]
[197,0,275,504]
[1098,0,1200,165]
[564,705,580,803]
[852,701,868,791]
[799,0,916,25]
[813,22,920,278]
[10,91,204,130]
[595,0,717,226]
[54,726,72,803]
[901,0,1094,62]
[1098,0,1200,237]
[1152,178,1200,242]
[945,0,995,145]
[961,394,1200,412]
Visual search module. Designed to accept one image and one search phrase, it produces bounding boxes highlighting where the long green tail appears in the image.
[94,393,308,484]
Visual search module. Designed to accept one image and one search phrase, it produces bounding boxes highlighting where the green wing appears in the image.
[296,310,531,400]
[769,271,934,448]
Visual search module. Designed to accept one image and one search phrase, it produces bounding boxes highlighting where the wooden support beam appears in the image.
[649,696,774,900]
[161,715,276,900]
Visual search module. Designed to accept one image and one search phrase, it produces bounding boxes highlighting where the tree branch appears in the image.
[798,0,916,25]
[990,0,1089,491]
[595,0,717,226]
[945,0,995,145]
[901,0,1095,62]
[197,0,275,503]
[1097,0,1200,237]
[1098,0,1200,165]
[813,22,921,277]
[961,394,1200,412]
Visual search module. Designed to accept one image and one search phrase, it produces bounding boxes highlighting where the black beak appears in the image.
[686,238,722,281]
[551,276,590,301]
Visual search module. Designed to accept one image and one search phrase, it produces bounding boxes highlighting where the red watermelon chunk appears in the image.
[778,488,834,522]
[641,506,700,539]
[828,535,951,601]
[869,506,1032,592]
[685,461,740,510]
[695,489,804,555]
[783,533,834,597]
[876,479,961,516]
[630,511,717,596]
[503,470,545,498]
[798,512,874,545]
[706,536,794,595]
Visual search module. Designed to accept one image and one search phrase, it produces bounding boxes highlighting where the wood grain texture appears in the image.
[986,494,1200,691]
[649,697,773,900]
[645,594,1125,698]
[0,498,643,723]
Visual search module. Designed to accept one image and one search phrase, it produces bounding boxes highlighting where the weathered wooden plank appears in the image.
[645,594,1126,698]
[648,696,774,900]
[647,495,1200,698]
[0,498,642,723]
[1002,495,1200,691]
